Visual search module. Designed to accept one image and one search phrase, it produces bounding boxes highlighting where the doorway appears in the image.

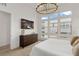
[0,11,11,53]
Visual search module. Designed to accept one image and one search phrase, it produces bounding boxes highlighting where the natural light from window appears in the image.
[41,11,72,39]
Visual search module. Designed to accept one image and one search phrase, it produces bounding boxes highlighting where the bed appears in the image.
[30,38,73,56]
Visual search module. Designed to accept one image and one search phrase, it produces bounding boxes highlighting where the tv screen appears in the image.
[21,19,34,29]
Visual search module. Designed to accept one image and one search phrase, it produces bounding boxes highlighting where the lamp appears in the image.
[36,3,58,14]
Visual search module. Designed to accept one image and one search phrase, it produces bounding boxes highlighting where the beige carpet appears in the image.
[0,41,41,56]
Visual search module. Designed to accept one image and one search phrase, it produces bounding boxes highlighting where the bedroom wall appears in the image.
[0,11,11,47]
[0,3,37,49]
[1,3,79,49]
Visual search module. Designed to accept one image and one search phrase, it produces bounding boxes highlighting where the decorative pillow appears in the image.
[72,43,79,56]
[71,36,79,56]
[71,36,79,46]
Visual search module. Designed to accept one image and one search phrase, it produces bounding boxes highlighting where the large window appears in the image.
[41,17,48,38]
[41,11,72,39]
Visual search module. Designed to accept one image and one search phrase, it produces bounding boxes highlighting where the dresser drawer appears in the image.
[20,34,38,48]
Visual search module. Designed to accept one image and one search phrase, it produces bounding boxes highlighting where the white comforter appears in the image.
[30,39,73,56]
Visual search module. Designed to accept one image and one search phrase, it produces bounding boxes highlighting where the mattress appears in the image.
[30,38,73,56]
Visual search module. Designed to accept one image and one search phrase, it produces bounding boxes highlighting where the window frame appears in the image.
[41,11,72,39]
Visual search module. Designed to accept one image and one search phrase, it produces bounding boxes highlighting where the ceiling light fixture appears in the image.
[36,3,58,14]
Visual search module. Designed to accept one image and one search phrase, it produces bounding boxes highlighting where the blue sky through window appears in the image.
[59,11,72,17]
[41,11,72,20]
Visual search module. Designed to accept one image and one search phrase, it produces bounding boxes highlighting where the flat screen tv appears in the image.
[21,18,34,29]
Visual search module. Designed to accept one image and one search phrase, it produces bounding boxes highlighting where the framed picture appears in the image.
[21,18,34,29]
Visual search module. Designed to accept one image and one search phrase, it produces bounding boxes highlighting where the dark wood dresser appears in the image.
[20,34,38,48]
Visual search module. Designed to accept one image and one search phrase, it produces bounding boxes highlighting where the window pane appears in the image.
[42,21,48,27]
[41,34,48,38]
[41,27,48,33]
[49,19,58,34]
[41,17,48,20]
[49,13,58,20]
[60,18,71,34]
[60,18,71,22]
[59,11,72,17]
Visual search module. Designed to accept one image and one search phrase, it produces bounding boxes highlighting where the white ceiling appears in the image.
[5,3,79,9]
[3,3,79,14]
